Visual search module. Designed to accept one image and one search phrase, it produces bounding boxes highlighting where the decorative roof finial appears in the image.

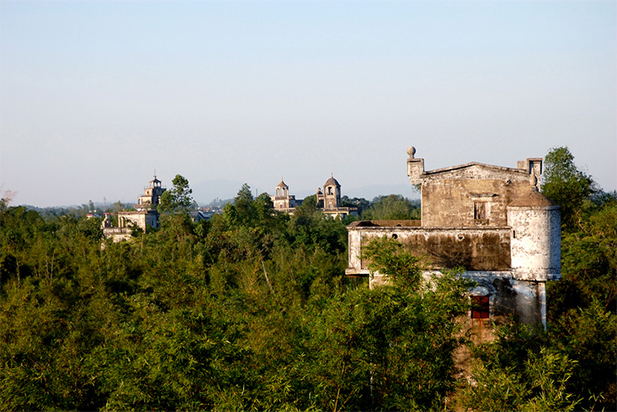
[407,146,416,159]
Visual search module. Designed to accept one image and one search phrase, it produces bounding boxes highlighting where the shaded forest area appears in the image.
[1,147,615,411]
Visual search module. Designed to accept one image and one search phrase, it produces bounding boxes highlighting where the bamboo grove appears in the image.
[1,147,615,411]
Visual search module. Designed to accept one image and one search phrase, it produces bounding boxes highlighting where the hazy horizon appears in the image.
[13,178,419,209]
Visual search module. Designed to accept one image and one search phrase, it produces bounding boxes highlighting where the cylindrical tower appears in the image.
[507,178,560,328]
[507,183,561,282]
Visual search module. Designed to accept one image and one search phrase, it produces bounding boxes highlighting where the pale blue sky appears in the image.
[1,1,615,206]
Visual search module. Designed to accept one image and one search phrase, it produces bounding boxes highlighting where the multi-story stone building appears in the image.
[103,175,166,241]
[271,179,300,213]
[345,147,560,331]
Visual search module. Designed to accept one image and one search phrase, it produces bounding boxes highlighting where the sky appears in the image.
[1,1,615,207]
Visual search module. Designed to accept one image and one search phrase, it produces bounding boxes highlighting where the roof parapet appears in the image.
[407,146,424,185]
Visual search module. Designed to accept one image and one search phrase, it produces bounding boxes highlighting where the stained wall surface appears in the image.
[420,164,532,227]
[117,210,159,232]
[508,205,561,281]
[346,222,512,274]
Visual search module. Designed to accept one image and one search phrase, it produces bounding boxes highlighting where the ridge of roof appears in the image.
[423,161,528,176]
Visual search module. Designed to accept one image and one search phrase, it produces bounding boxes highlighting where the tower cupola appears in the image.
[136,174,166,210]
[275,179,289,197]
[322,173,341,209]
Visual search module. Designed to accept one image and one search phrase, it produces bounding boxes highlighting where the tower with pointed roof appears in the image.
[271,178,299,213]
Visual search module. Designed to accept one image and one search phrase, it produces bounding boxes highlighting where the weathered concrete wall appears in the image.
[118,212,147,231]
[508,205,561,281]
[513,280,546,326]
[346,223,511,274]
[117,210,159,232]
[102,227,132,243]
[421,164,531,227]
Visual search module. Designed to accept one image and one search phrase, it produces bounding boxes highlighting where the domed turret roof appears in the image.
[508,188,557,207]
[509,173,557,207]
[276,179,288,189]
[324,174,340,188]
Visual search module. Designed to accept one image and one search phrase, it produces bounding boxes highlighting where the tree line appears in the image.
[1,147,615,411]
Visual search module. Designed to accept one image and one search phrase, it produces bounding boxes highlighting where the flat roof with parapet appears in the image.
[348,220,421,228]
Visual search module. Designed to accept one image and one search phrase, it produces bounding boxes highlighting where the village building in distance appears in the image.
[345,147,560,334]
[102,175,166,242]
[316,174,359,218]
[271,175,359,218]
[271,179,300,213]
[104,171,362,243]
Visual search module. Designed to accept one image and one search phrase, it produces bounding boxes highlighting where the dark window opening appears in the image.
[471,295,490,319]
[474,202,487,220]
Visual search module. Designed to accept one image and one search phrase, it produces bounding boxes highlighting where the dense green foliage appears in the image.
[159,174,198,214]
[361,195,420,221]
[340,196,370,214]
[1,185,467,411]
[541,146,596,231]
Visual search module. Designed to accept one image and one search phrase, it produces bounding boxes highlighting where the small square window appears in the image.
[474,202,487,220]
